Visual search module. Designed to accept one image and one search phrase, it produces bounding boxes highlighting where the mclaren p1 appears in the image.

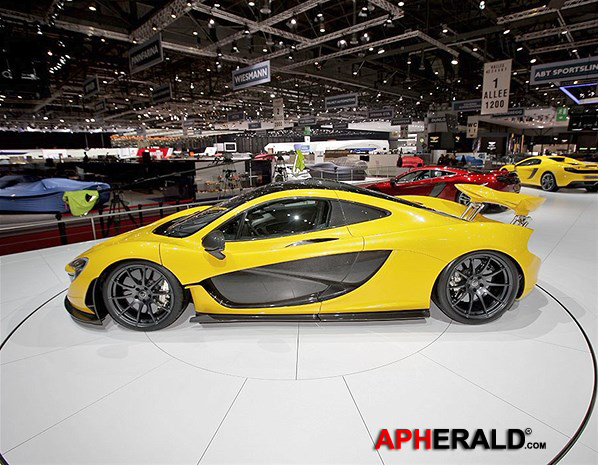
[65,179,543,330]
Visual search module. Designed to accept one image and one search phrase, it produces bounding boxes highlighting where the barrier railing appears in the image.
[0,199,219,256]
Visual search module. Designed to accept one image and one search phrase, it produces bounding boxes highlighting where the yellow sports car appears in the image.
[501,156,598,192]
[64,180,543,330]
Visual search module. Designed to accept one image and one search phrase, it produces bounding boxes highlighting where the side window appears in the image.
[439,170,456,177]
[414,170,431,181]
[396,171,422,182]
[237,198,332,239]
[218,216,243,240]
[339,201,389,226]
[517,158,541,167]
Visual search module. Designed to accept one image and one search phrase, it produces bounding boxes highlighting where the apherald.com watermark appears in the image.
[375,428,546,450]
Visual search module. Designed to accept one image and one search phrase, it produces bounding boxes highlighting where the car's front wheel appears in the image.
[102,260,186,331]
[433,251,519,324]
[540,172,559,192]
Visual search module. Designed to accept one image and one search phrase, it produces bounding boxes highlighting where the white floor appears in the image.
[0,186,596,465]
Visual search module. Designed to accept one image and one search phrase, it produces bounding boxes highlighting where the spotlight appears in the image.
[319,24,326,33]
[451,58,458,65]
[561,29,568,34]
[88,2,97,12]
[170,9,176,19]
[530,58,537,63]
[231,41,239,53]
[337,38,347,49]
[193,30,199,36]
[243,24,250,35]
[398,1,405,6]
[248,1,255,6]
[217,48,222,57]
[442,25,448,34]
[571,48,577,53]
[208,18,216,27]
[350,32,359,45]
[516,46,523,51]
[260,0,271,14]
[503,29,510,34]
[361,32,370,43]
[479,1,485,10]
[377,47,385,54]
[152,23,158,31]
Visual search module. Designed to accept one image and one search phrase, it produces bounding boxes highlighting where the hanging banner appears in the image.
[491,108,525,118]
[452,99,482,112]
[391,117,412,125]
[368,109,394,120]
[129,35,163,74]
[298,115,317,126]
[227,111,245,122]
[481,59,512,115]
[83,76,100,98]
[248,122,262,129]
[466,116,479,138]
[152,83,172,104]
[325,93,358,110]
[333,122,349,129]
[273,97,284,129]
[530,56,598,85]
[232,60,271,90]
[93,99,106,114]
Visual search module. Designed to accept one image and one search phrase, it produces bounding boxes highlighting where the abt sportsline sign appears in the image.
[232,61,271,90]
[530,56,598,84]
[481,59,512,115]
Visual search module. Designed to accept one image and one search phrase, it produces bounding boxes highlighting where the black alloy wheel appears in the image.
[102,261,186,331]
[434,251,519,324]
[540,172,559,192]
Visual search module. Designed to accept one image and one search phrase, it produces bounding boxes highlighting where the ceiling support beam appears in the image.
[249,15,391,65]
[515,18,598,41]
[196,0,332,52]
[132,0,204,42]
[192,4,308,45]
[497,0,598,24]
[531,37,598,53]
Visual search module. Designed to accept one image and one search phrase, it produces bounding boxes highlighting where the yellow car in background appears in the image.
[65,180,543,330]
[501,156,598,192]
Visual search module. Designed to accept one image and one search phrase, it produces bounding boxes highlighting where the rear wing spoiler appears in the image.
[456,184,545,227]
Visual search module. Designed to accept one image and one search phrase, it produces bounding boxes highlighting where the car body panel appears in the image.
[363,166,520,201]
[64,180,541,324]
[502,156,598,188]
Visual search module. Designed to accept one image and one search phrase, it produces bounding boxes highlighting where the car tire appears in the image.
[586,184,598,193]
[432,251,519,325]
[102,260,186,331]
[540,172,559,192]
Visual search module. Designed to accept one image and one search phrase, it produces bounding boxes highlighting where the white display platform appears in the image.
[1,187,596,465]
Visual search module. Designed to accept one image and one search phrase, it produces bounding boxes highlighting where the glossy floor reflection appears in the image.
[1,186,596,464]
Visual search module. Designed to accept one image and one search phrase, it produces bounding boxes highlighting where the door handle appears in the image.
[286,238,338,247]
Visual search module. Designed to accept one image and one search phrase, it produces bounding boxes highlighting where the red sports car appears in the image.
[363,166,521,205]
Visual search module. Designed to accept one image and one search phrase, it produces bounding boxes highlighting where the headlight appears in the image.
[67,257,88,281]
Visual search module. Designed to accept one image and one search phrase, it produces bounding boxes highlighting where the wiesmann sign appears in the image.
[232,61,271,90]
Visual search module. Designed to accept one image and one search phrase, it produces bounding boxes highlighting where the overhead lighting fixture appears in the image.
[516,46,523,51]
[337,38,347,49]
[572,49,578,53]
[530,58,537,63]
[170,9,176,19]
[398,1,405,6]
[319,24,326,33]
[350,32,359,45]
[88,2,97,12]
[442,25,448,34]
[243,24,250,35]
[503,29,510,35]
[193,30,199,36]
[152,23,158,31]
[260,0,271,15]
[248,1,255,6]
[451,58,458,65]
[561,29,568,34]
[479,1,485,10]
[208,18,216,27]
[377,47,385,54]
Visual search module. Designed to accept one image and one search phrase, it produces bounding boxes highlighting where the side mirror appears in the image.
[202,230,226,260]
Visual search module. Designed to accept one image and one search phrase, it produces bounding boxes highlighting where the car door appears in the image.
[514,158,542,185]
[163,193,364,315]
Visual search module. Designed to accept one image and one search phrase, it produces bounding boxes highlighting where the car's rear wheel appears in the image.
[102,260,186,331]
[540,172,559,192]
[433,251,519,324]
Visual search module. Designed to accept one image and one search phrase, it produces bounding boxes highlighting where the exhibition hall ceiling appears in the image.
[0,0,597,131]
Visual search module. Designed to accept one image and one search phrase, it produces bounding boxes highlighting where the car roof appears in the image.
[221,178,434,212]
